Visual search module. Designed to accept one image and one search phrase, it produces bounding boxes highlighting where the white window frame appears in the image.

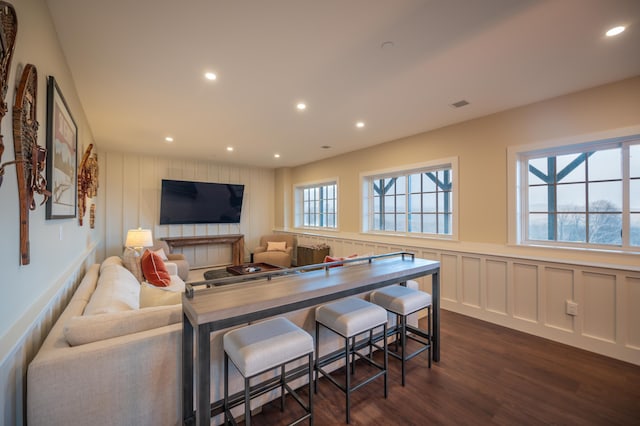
[360,158,458,240]
[508,126,640,252]
[294,178,338,230]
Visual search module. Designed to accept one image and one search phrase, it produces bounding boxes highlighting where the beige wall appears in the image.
[285,76,640,246]
[279,76,640,366]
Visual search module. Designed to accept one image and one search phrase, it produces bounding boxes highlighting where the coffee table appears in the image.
[226,262,282,275]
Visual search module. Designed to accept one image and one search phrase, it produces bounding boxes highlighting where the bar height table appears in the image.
[182,252,440,425]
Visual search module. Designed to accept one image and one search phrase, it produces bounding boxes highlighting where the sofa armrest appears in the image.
[164,262,178,276]
[167,253,186,261]
[253,246,267,254]
[28,324,183,426]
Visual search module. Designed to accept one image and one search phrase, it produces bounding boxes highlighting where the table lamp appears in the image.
[125,228,153,255]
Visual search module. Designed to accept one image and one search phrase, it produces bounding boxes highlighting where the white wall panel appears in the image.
[582,272,616,343]
[441,254,459,302]
[544,267,574,332]
[283,231,639,365]
[625,277,640,349]
[486,259,508,315]
[510,263,538,322]
[462,256,481,308]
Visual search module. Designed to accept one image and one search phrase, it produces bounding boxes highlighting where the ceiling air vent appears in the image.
[450,100,469,108]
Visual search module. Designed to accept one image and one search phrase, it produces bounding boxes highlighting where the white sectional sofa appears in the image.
[27,255,417,425]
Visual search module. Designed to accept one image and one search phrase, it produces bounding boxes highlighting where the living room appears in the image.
[1,1,639,425]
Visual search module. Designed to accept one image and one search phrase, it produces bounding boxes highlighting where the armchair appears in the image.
[150,239,190,281]
[253,234,295,267]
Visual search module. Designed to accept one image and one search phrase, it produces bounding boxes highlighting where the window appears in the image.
[295,181,337,229]
[362,159,457,238]
[516,136,639,249]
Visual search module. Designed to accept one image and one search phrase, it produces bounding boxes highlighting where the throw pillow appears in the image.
[83,264,141,315]
[267,241,287,252]
[122,248,144,282]
[154,247,169,261]
[141,249,171,287]
[139,280,185,308]
[323,253,357,268]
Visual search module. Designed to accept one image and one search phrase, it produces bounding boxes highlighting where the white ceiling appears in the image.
[45,0,640,168]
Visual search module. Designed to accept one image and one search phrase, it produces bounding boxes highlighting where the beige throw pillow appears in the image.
[139,279,185,308]
[154,247,169,261]
[122,248,144,282]
[267,241,287,252]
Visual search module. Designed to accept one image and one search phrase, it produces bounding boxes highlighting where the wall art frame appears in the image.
[46,76,77,219]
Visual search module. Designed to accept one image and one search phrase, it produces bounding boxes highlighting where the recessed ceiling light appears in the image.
[606,26,625,37]
[296,102,307,110]
[204,72,217,80]
[274,153,281,158]
[356,121,365,128]
[226,146,234,152]
[164,136,174,143]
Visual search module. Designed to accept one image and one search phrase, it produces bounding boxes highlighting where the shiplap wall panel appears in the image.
[544,267,575,332]
[582,272,617,343]
[105,152,274,268]
[462,256,481,308]
[105,154,124,257]
[486,259,508,315]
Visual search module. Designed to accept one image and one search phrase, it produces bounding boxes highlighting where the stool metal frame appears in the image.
[224,351,314,425]
[314,322,388,424]
[384,304,431,386]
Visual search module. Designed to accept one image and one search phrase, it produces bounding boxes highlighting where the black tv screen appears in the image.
[159,179,245,224]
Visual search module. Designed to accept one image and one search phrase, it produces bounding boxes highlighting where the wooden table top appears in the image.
[182,256,440,327]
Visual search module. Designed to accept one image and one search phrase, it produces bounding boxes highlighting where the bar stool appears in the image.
[223,317,314,425]
[314,297,388,424]
[370,282,432,386]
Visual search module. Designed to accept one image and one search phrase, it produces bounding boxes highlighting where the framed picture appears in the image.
[46,76,77,219]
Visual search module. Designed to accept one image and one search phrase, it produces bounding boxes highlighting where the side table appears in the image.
[296,244,330,266]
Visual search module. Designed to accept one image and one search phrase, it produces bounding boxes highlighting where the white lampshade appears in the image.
[125,228,153,249]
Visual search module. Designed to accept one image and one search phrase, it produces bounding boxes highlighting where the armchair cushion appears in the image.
[266,241,287,252]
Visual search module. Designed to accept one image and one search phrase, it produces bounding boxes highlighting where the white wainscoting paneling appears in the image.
[289,231,640,365]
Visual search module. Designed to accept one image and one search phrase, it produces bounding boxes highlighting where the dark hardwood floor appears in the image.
[248,310,640,425]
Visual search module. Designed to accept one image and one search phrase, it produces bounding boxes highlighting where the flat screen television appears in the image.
[159,179,245,224]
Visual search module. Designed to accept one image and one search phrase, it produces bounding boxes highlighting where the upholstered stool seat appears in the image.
[370,282,432,386]
[223,317,314,425]
[315,297,388,424]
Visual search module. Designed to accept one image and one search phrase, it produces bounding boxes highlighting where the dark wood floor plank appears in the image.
[246,310,640,425]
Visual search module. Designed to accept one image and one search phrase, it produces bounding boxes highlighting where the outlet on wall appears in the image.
[566,300,578,316]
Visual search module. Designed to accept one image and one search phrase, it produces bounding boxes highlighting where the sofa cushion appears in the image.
[141,249,171,287]
[64,305,182,346]
[100,255,124,273]
[83,264,140,315]
[139,278,185,308]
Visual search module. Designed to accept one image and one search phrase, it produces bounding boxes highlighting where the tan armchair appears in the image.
[150,239,190,281]
[253,234,295,267]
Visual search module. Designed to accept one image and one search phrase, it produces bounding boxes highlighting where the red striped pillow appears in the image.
[141,249,171,287]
